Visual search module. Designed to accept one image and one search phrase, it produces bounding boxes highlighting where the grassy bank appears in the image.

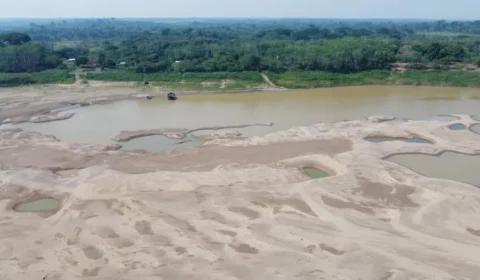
[2,69,480,89]
[0,70,75,87]
[266,70,480,88]
[265,70,392,88]
[86,70,265,90]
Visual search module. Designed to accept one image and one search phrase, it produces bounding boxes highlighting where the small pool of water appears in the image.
[386,152,480,187]
[365,137,432,144]
[432,115,460,122]
[471,124,480,135]
[303,167,329,178]
[14,198,60,212]
[449,123,467,130]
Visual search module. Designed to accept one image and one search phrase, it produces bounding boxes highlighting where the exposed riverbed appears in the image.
[1,85,480,280]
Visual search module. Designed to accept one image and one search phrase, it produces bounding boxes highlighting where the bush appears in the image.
[0,76,34,87]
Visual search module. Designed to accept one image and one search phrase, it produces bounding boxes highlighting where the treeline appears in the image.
[0,32,63,73]
[70,35,476,74]
[18,19,480,41]
[1,19,480,77]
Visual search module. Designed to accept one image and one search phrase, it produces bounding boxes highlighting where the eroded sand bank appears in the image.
[1,107,480,279]
[113,123,274,142]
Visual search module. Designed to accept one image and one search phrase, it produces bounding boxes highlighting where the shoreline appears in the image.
[2,82,480,124]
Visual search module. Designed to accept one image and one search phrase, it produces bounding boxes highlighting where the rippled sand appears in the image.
[0,113,480,280]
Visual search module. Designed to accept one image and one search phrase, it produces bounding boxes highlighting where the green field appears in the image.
[266,70,480,88]
[0,70,75,87]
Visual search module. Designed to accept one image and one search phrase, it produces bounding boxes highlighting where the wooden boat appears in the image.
[167,92,177,100]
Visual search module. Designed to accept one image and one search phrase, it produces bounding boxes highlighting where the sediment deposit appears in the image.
[1,111,480,280]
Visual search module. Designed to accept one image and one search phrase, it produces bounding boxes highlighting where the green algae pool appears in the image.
[14,198,60,212]
[303,167,329,179]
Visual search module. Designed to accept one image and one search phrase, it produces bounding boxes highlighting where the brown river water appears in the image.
[15,86,480,152]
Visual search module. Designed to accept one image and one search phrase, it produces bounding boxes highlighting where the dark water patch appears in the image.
[449,123,467,130]
[365,136,432,144]
[405,138,432,144]
[303,167,329,179]
[14,198,59,212]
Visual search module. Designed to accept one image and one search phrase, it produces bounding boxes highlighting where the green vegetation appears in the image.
[267,70,480,88]
[0,70,75,87]
[86,70,262,82]
[0,32,63,73]
[394,70,480,87]
[266,70,392,88]
[2,19,480,87]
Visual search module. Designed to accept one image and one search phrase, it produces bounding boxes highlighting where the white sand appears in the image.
[0,110,479,279]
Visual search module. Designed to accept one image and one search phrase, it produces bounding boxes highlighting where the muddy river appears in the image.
[15,86,480,152]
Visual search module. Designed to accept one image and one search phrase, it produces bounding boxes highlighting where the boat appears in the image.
[167,92,177,100]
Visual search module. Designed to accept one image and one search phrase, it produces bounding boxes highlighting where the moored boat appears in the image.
[167,92,177,100]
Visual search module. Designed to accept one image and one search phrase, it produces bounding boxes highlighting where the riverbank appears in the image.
[4,69,480,90]
[3,82,480,126]
[0,81,287,122]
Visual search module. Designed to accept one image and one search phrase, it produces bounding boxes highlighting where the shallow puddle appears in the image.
[303,167,329,178]
[14,198,60,212]
[471,124,480,135]
[365,137,432,144]
[432,115,460,122]
[448,123,467,130]
[386,152,480,187]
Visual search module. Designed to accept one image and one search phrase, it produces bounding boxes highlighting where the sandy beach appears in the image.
[1,84,480,280]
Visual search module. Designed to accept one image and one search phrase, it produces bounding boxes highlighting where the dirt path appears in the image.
[261,73,284,89]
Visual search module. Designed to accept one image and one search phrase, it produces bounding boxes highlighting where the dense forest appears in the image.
[1,18,480,86]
